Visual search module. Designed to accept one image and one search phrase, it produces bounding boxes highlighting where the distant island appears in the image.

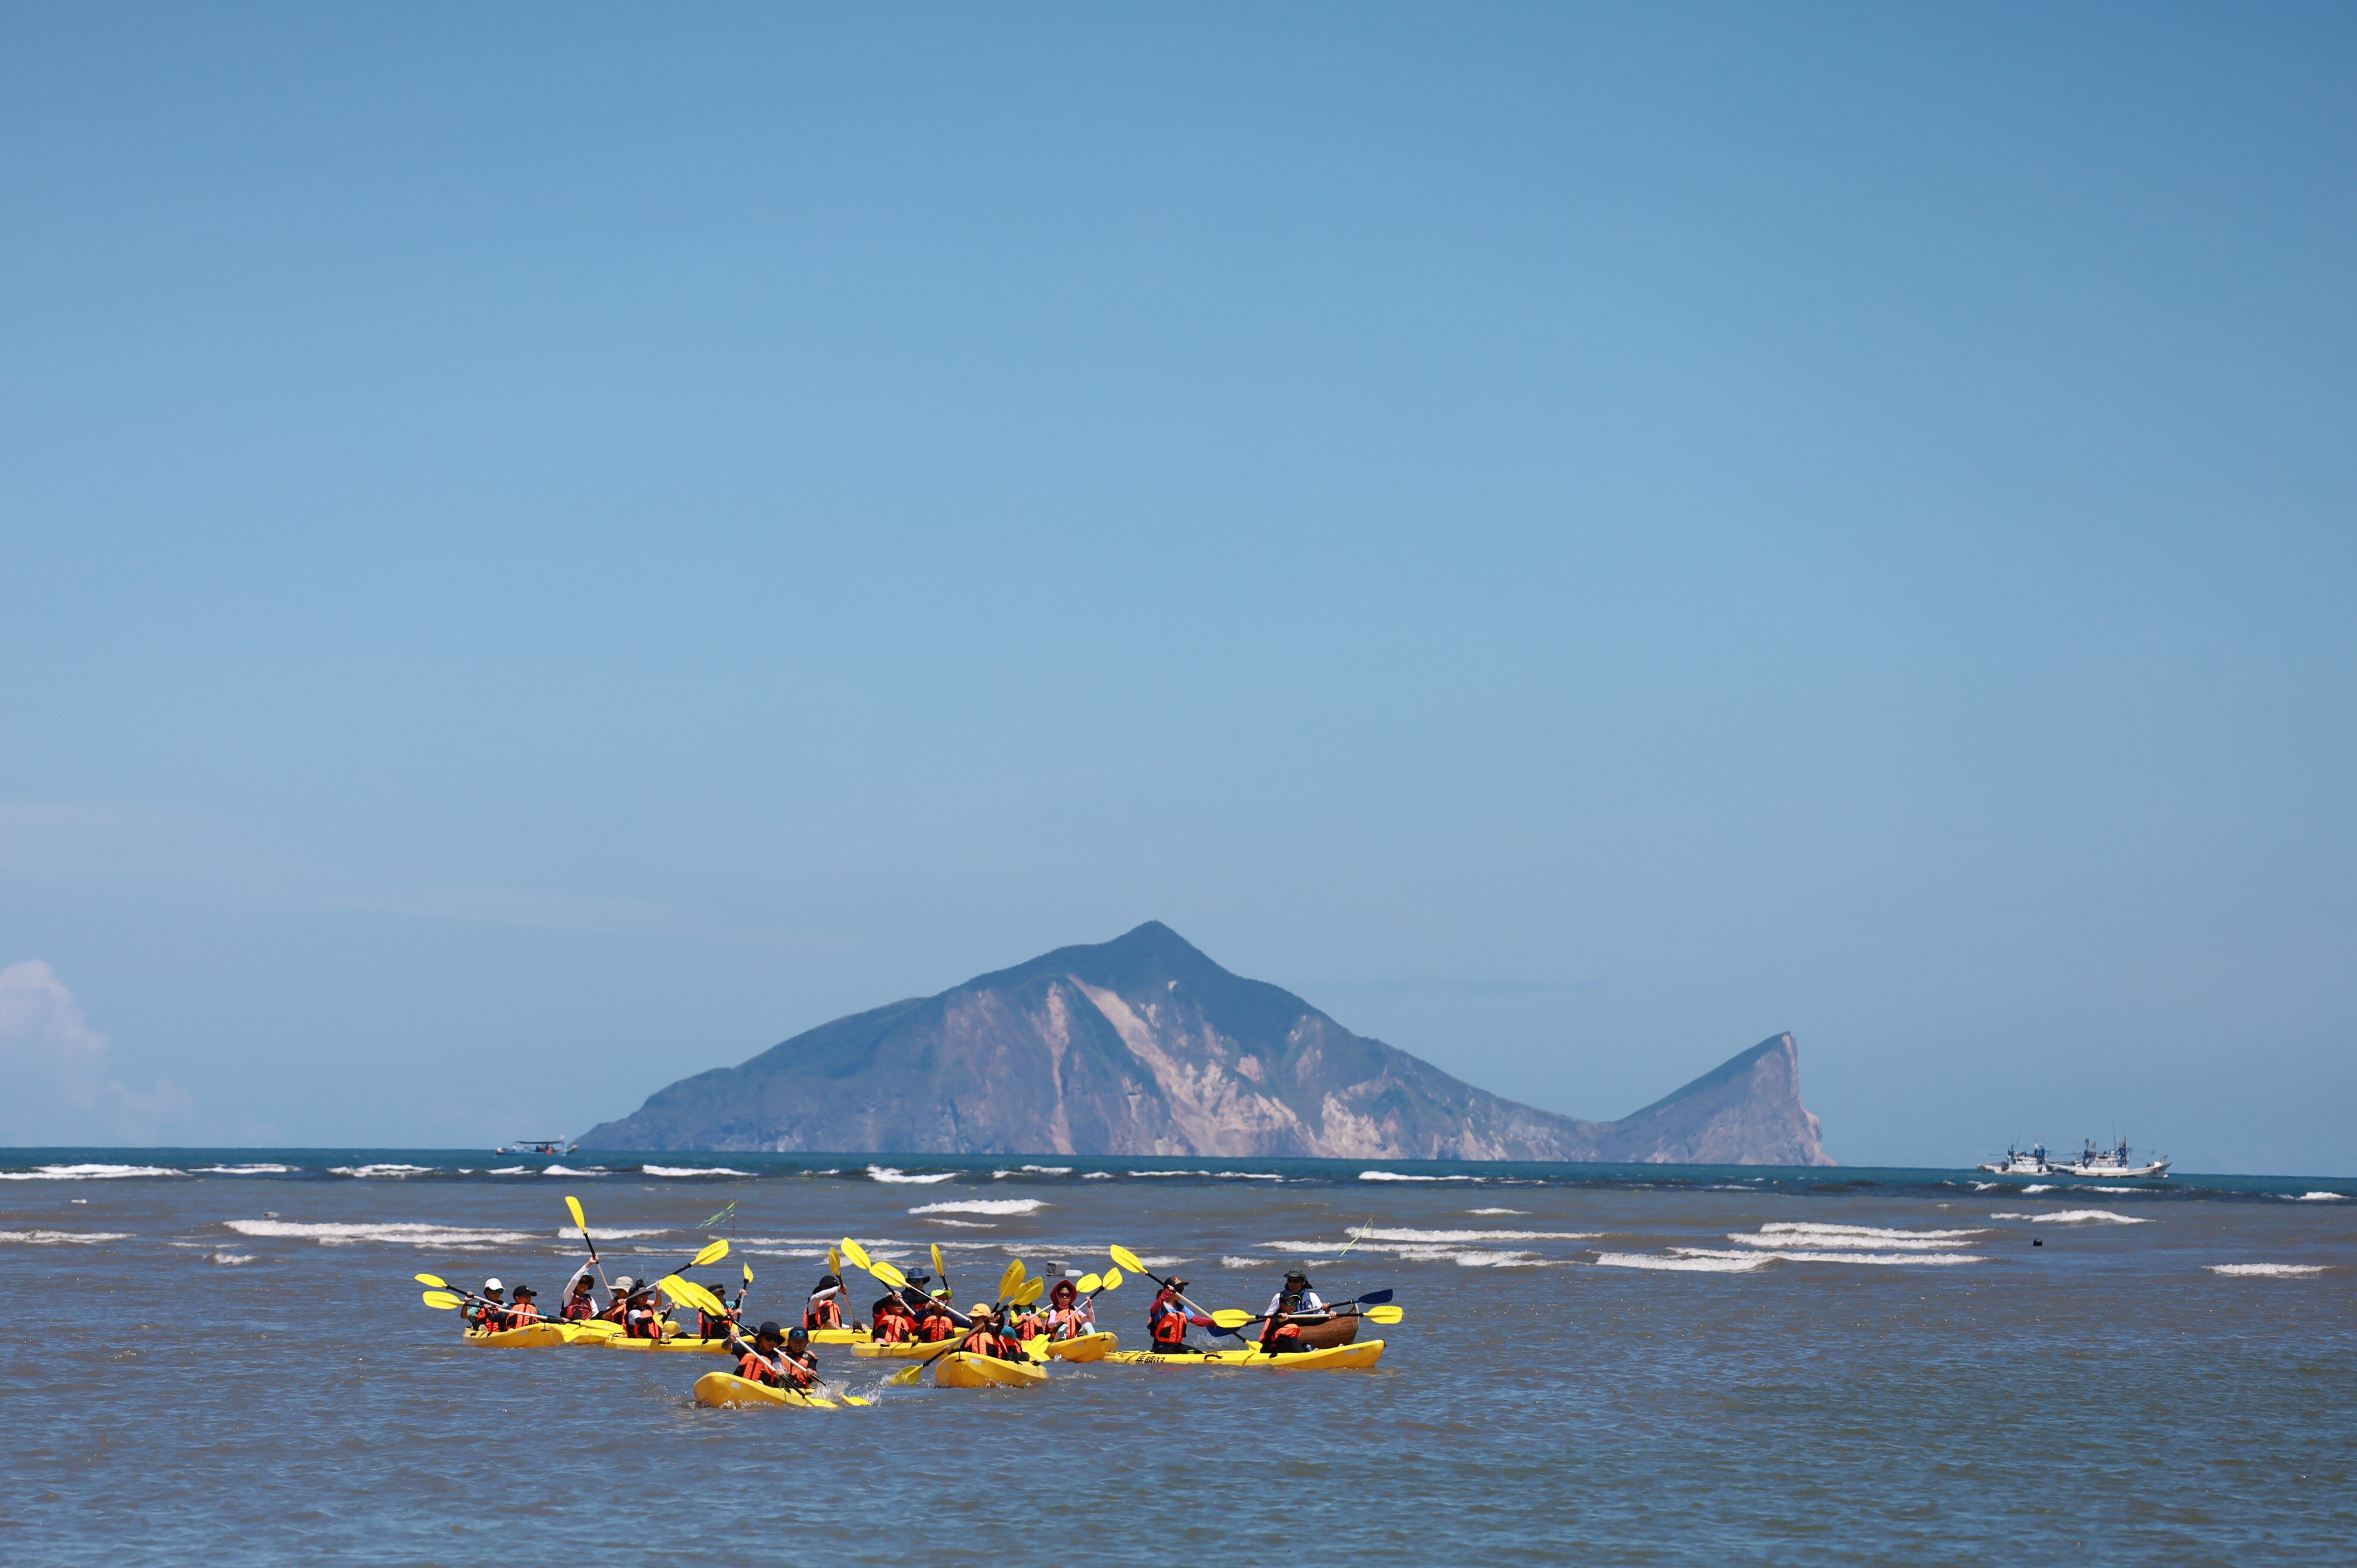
[580,921,1834,1164]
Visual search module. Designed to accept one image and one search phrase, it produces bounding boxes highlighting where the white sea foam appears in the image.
[1970,1182,1998,1192]
[211,1251,256,1265]
[0,1163,183,1181]
[327,1164,436,1178]
[919,1218,994,1228]
[1726,1224,1987,1252]
[867,1166,957,1184]
[1991,1209,2149,1224]
[1358,1171,1477,1182]
[2281,1191,2348,1202]
[1593,1250,1766,1272]
[908,1199,1046,1216]
[0,1229,133,1244]
[1676,1246,1983,1267]
[991,1165,1073,1177]
[1758,1223,1988,1240]
[1213,1172,1285,1181]
[539,1165,606,1176]
[641,1166,752,1177]
[549,1227,671,1240]
[2085,1186,2160,1194]
[1127,1171,1198,1178]
[1385,1245,1555,1267]
[225,1219,538,1246]
[195,1164,293,1176]
[2021,1184,2056,1194]
[1348,1227,1598,1243]
[1081,1171,1115,1180]
[2207,1263,2327,1277]
[489,1166,533,1175]
[1220,1255,1263,1270]
[1137,1256,1185,1268]
[1468,1208,1525,1215]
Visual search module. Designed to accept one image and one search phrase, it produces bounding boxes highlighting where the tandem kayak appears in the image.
[600,1334,735,1354]
[933,1352,1048,1390]
[1100,1340,1385,1371]
[463,1324,582,1348]
[692,1372,838,1409]
[852,1338,970,1360]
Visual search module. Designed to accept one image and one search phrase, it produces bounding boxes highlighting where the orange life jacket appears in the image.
[738,1347,785,1387]
[1150,1299,1190,1346]
[474,1302,510,1334]
[507,1302,542,1327]
[562,1292,598,1322]
[919,1310,956,1343]
[804,1295,843,1331]
[625,1307,662,1340]
[874,1312,912,1344]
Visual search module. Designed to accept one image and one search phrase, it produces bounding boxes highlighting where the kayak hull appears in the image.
[462,1324,576,1348]
[934,1352,1049,1389]
[693,1372,834,1409]
[1101,1339,1385,1371]
[600,1334,735,1354]
[1034,1331,1117,1362]
[854,1337,971,1360]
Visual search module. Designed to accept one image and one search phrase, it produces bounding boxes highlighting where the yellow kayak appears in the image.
[852,1337,971,1360]
[934,1352,1048,1390]
[806,1326,871,1346]
[692,1371,837,1409]
[1033,1332,1117,1363]
[462,1323,578,1348]
[1100,1339,1386,1371]
[600,1333,735,1355]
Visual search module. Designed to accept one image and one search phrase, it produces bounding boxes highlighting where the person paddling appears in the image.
[1147,1277,1216,1355]
[871,1293,916,1344]
[622,1282,667,1340]
[955,1304,1025,1363]
[597,1275,636,1326]
[695,1282,737,1340]
[727,1320,817,1391]
[505,1284,544,1328]
[1044,1278,1092,1340]
[467,1278,510,1334]
[559,1268,601,1322]
[1259,1269,1325,1355]
[804,1272,848,1332]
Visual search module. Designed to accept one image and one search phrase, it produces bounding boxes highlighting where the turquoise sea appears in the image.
[3,1151,2350,1565]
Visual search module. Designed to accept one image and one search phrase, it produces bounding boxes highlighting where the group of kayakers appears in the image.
[466,1255,1346,1380]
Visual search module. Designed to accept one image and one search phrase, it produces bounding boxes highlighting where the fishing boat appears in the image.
[1976,1143,2057,1176]
[495,1138,578,1155]
[2060,1139,2170,1179]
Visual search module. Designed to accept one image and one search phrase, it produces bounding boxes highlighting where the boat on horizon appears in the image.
[1977,1142,2058,1176]
[2060,1138,2170,1179]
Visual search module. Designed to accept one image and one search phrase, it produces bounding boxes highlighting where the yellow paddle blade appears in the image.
[886,1359,930,1387]
[693,1239,729,1268]
[1364,1305,1404,1324]
[1076,1272,1101,1293]
[658,1275,726,1317]
[1109,1245,1144,1274]
[1210,1308,1254,1329]
[842,1394,873,1406]
[839,1237,872,1271]
[827,1246,841,1275]
[1101,1268,1123,1291]
[743,1263,755,1285]
[869,1259,909,1291]
[565,1195,587,1233]
[1024,1338,1049,1362]
[930,1243,947,1278]
[422,1290,465,1310]
[1011,1277,1044,1306]
[414,1272,448,1289]
[996,1259,1027,1299]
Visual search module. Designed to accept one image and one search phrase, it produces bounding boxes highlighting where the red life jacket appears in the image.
[919,1311,956,1343]
[625,1307,661,1340]
[699,1308,733,1339]
[1151,1300,1190,1346]
[874,1312,912,1344]
[804,1295,843,1330]
[474,1302,510,1334]
[562,1293,598,1322]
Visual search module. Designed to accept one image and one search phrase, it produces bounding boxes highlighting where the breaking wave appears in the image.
[1593,1251,1765,1272]
[1347,1227,1598,1243]
[1725,1223,1988,1252]
[2281,1191,2348,1202]
[327,1164,437,1179]
[867,1167,958,1184]
[1991,1209,2149,1224]
[2207,1263,2327,1277]
[194,1164,293,1176]
[0,1229,133,1244]
[1358,1171,1478,1182]
[641,1166,753,1177]
[0,1163,183,1181]
[1468,1208,1526,1215]
[1674,1246,1983,1267]
[224,1219,539,1247]
[907,1199,1047,1216]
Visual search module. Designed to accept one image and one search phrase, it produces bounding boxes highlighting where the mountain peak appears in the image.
[580,929,1832,1164]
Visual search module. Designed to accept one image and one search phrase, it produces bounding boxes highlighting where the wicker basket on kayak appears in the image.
[1295,1314,1360,1349]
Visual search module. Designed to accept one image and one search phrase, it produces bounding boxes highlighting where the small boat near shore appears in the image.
[2060,1139,2171,1179]
[1978,1143,2057,1176]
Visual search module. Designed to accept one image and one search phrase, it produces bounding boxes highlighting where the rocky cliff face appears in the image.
[580,922,1834,1165]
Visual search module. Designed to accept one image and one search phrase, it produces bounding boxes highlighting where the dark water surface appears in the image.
[4,1151,2351,1566]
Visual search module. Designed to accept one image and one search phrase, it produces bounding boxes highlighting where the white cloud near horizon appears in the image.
[0,960,201,1145]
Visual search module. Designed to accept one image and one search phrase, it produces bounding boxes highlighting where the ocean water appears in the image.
[3,1150,2351,1566]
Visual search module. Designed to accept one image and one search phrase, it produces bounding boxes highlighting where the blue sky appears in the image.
[2,4,2350,1170]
